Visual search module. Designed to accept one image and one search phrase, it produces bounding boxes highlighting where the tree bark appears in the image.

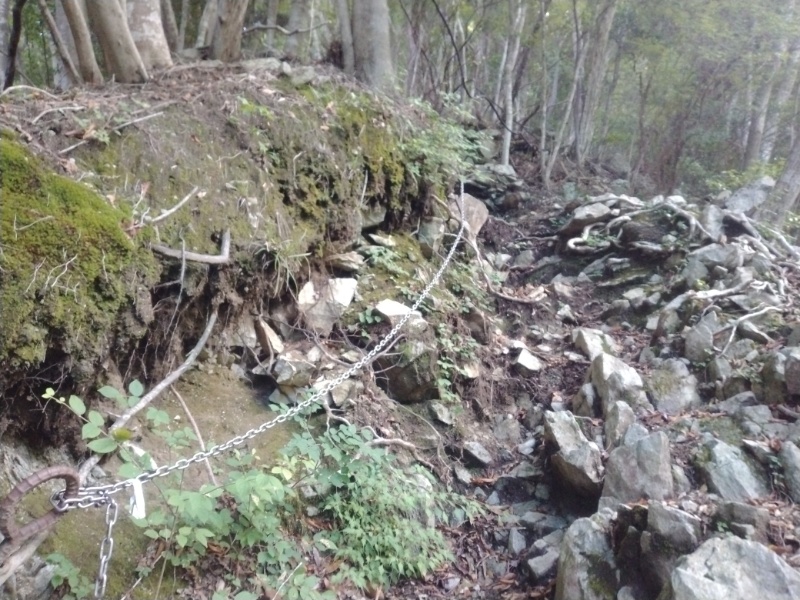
[86,0,148,82]
[127,0,173,70]
[0,0,10,80]
[761,40,800,162]
[160,0,179,51]
[500,0,527,166]
[195,0,217,47]
[264,0,278,50]
[284,0,310,60]
[37,0,79,86]
[3,0,26,89]
[352,0,394,92]
[742,61,778,170]
[571,0,618,166]
[209,0,249,61]
[334,0,353,74]
[754,136,800,229]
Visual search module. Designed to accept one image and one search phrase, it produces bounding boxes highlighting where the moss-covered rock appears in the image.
[0,138,158,374]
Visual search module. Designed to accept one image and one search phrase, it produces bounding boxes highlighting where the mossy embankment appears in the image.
[0,64,485,440]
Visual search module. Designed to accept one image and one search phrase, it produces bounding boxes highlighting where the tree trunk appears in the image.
[0,0,10,79]
[284,0,310,60]
[160,0,179,51]
[500,0,527,167]
[742,63,778,170]
[571,0,618,166]
[177,0,189,50]
[37,0,79,87]
[195,0,216,47]
[51,0,77,89]
[352,0,394,92]
[127,0,173,70]
[264,0,278,50]
[86,0,148,82]
[754,136,800,229]
[209,0,249,61]
[334,0,353,74]
[761,40,800,162]
[59,0,102,84]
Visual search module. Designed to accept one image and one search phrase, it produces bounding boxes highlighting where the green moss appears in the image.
[0,139,157,367]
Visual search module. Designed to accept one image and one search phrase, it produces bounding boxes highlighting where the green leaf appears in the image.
[81,422,102,439]
[68,395,86,416]
[88,411,105,427]
[233,592,259,600]
[111,428,133,442]
[128,380,144,398]
[117,462,141,479]
[87,438,118,454]
[97,386,123,400]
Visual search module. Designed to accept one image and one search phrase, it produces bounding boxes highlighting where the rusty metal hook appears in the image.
[0,466,80,547]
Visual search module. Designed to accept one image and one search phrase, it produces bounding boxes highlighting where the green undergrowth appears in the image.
[49,383,482,599]
[0,138,158,369]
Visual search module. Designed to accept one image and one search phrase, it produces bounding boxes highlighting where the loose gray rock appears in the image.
[758,350,788,404]
[429,401,454,426]
[683,311,721,363]
[573,382,599,418]
[555,511,618,600]
[785,347,800,396]
[463,441,494,467]
[604,400,635,449]
[493,415,522,444]
[724,175,775,214]
[646,359,701,415]
[696,438,769,502]
[717,502,770,543]
[572,328,620,360]
[591,353,652,416]
[515,349,543,375]
[544,411,604,497]
[560,202,613,236]
[297,278,358,336]
[527,549,559,583]
[418,217,446,258]
[640,502,702,591]
[780,440,800,503]
[599,431,674,510]
[660,535,800,600]
[508,528,527,555]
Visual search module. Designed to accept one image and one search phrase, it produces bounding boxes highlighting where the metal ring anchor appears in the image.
[0,466,81,546]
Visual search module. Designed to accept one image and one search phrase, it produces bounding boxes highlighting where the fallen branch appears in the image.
[717,305,782,356]
[79,309,219,480]
[59,111,164,155]
[0,85,60,99]
[141,187,201,226]
[243,20,330,36]
[150,229,231,264]
[31,105,84,125]
[171,386,218,486]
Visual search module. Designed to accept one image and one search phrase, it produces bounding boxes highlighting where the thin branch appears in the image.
[79,309,219,480]
[141,187,200,225]
[0,84,60,99]
[59,112,164,155]
[243,20,330,36]
[171,386,218,486]
[151,230,231,264]
[717,305,782,356]
[31,105,84,125]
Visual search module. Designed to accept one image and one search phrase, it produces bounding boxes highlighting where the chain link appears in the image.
[94,498,118,599]
[55,189,466,513]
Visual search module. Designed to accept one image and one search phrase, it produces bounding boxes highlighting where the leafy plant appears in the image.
[359,245,407,277]
[47,553,93,600]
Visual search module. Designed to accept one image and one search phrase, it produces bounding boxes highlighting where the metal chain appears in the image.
[94,498,118,599]
[53,188,467,513]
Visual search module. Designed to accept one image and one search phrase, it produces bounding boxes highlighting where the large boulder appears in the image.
[646,359,702,415]
[659,536,800,600]
[695,437,769,502]
[591,353,652,416]
[555,510,618,600]
[544,411,604,497]
[374,329,438,403]
[298,278,357,336]
[600,431,674,510]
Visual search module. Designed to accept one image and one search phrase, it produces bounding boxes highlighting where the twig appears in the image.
[13,214,53,237]
[717,305,782,356]
[59,111,164,155]
[243,20,330,36]
[171,386,218,486]
[31,105,84,125]
[151,229,231,264]
[142,186,201,225]
[776,405,800,421]
[79,309,219,480]
[0,85,60,99]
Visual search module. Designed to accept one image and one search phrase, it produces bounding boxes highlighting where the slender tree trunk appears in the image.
[195,0,217,47]
[500,0,526,166]
[762,40,800,162]
[37,0,78,86]
[0,0,10,80]
[160,0,179,51]
[209,0,249,61]
[86,0,148,82]
[52,0,77,89]
[352,0,394,92]
[3,0,26,89]
[177,0,189,50]
[264,0,278,50]
[492,38,508,115]
[60,0,102,84]
[127,0,173,70]
[572,0,618,166]
[334,0,353,74]
[284,0,310,60]
[754,135,800,228]
[742,63,778,170]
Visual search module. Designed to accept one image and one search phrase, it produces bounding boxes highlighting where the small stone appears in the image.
[526,549,559,582]
[508,528,527,555]
[514,349,543,376]
[430,401,454,426]
[463,441,494,467]
[366,233,396,247]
